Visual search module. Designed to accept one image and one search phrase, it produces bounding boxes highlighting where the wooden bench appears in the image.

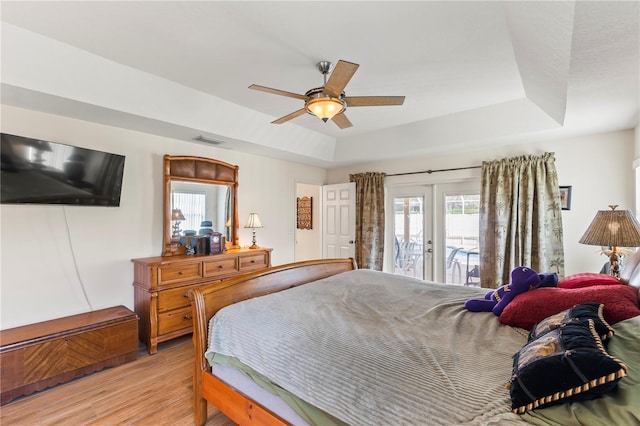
[0,305,138,405]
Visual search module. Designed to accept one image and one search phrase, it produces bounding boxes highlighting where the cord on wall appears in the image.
[62,206,93,310]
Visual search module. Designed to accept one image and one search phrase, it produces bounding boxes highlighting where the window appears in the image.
[172,192,206,232]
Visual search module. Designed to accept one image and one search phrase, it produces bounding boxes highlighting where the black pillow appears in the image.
[510,318,627,414]
[528,302,614,342]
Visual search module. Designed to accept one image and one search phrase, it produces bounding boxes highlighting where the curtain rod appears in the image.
[386,165,481,177]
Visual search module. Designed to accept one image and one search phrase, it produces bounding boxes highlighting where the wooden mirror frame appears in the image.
[162,155,239,256]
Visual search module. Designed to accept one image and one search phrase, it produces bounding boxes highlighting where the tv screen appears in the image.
[1,133,125,206]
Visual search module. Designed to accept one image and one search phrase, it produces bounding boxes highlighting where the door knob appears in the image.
[349,240,355,244]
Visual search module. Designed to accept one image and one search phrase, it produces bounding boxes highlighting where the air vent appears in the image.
[192,135,224,145]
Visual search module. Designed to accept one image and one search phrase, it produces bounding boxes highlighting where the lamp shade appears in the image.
[171,209,185,221]
[244,213,263,229]
[579,205,640,247]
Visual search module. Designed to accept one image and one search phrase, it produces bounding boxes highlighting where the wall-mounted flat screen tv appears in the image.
[1,133,125,206]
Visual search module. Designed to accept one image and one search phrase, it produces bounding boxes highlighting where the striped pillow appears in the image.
[510,318,627,414]
[528,302,615,342]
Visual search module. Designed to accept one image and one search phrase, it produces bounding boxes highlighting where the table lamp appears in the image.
[578,205,640,278]
[171,209,185,238]
[244,213,263,249]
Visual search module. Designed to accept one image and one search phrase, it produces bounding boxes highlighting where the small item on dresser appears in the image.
[196,236,210,255]
[182,234,198,255]
[209,232,223,255]
[199,220,214,236]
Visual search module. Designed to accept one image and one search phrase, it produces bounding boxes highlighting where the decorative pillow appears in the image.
[499,285,640,330]
[529,303,615,342]
[510,319,628,414]
[559,273,621,289]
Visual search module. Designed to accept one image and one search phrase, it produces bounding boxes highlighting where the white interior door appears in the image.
[322,182,356,259]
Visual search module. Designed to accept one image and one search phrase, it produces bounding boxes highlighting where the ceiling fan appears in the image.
[249,60,405,129]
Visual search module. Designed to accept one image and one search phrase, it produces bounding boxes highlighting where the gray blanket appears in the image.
[207,269,531,425]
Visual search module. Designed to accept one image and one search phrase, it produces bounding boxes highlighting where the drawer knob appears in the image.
[183,314,192,320]
[251,260,255,263]
[178,271,183,275]
[183,293,189,298]
[218,265,223,269]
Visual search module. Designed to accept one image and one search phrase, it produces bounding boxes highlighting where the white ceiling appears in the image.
[1,1,638,168]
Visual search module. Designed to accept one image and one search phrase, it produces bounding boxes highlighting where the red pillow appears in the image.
[499,284,640,330]
[559,273,621,289]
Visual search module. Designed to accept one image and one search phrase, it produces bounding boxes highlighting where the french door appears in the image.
[387,182,480,284]
[387,186,432,280]
[435,183,480,285]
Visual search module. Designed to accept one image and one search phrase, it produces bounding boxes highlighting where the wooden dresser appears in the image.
[132,247,272,354]
[0,306,138,405]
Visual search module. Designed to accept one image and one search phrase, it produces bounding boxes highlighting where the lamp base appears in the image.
[172,222,181,238]
[609,249,620,278]
[249,230,259,249]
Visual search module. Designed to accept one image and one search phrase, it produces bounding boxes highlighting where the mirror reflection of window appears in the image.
[172,192,206,233]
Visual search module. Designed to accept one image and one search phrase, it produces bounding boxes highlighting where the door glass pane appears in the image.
[393,196,424,279]
[444,194,480,286]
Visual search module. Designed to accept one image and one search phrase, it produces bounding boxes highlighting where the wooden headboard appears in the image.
[188,257,357,425]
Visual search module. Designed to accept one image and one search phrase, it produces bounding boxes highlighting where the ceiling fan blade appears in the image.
[249,84,309,101]
[332,113,353,129]
[272,108,307,124]
[344,96,406,107]
[323,60,359,97]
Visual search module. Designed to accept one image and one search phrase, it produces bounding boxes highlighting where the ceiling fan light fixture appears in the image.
[250,59,403,128]
[305,96,346,122]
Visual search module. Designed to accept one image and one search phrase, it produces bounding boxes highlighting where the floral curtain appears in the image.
[479,152,564,288]
[349,172,385,270]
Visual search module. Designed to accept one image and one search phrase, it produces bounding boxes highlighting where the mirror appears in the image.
[162,155,239,256]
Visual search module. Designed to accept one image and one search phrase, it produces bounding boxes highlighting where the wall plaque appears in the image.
[296,196,312,230]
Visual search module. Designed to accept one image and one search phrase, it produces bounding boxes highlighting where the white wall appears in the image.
[634,123,640,216]
[294,183,322,261]
[328,129,636,276]
[0,105,327,329]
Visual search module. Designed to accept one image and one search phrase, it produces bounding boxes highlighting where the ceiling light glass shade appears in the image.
[579,207,640,247]
[305,97,346,122]
[244,213,263,229]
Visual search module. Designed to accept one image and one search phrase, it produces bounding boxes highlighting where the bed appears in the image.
[189,257,640,426]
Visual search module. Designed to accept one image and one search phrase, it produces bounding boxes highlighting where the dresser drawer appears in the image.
[203,257,239,279]
[240,253,269,271]
[133,248,271,354]
[157,286,195,312]
[158,263,202,285]
[158,307,193,335]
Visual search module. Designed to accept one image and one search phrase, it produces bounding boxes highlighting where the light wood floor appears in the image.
[0,336,236,426]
